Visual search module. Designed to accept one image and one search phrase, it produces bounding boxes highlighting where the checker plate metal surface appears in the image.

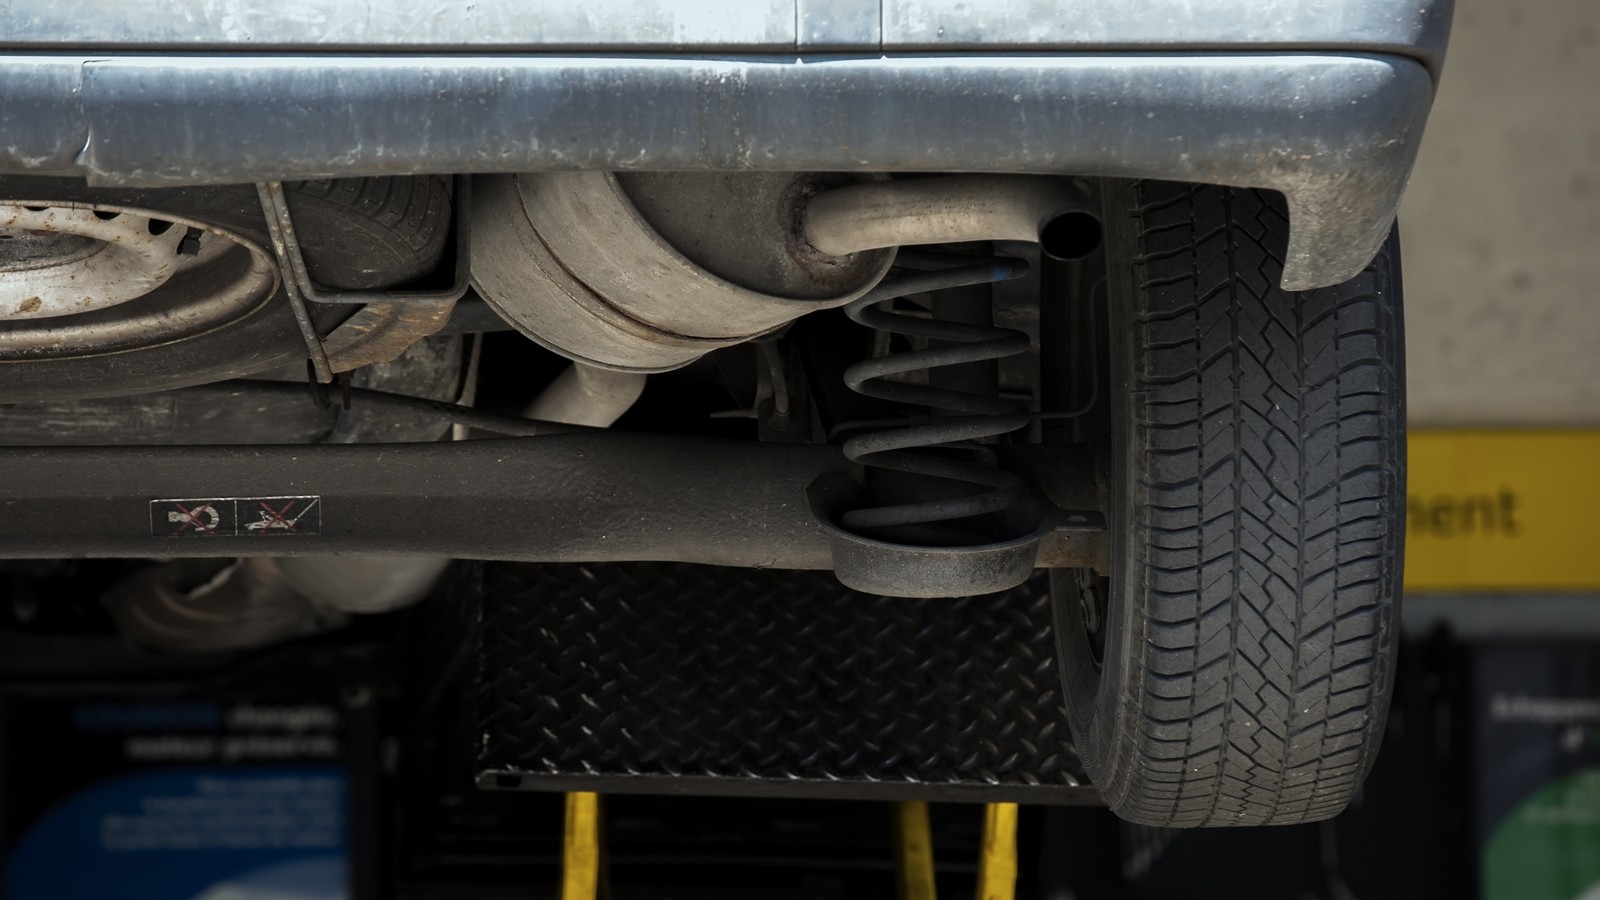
[475,563,1097,804]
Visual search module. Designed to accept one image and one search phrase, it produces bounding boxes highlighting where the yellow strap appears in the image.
[562,792,602,900]
[975,803,1019,900]
[895,801,939,900]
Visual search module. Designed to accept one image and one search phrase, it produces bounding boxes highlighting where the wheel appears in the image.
[1053,180,1405,827]
[0,176,452,401]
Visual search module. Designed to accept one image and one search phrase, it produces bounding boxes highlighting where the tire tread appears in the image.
[1100,180,1403,827]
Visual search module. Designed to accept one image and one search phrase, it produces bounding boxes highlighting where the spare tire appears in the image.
[0,176,451,401]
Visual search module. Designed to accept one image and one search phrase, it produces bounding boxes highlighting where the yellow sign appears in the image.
[1406,431,1600,592]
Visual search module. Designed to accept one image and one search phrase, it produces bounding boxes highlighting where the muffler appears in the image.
[471,171,896,372]
[471,172,1093,371]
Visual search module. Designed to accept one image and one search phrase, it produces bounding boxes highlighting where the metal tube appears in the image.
[276,555,454,614]
[802,176,1095,257]
[525,364,647,428]
[0,434,850,569]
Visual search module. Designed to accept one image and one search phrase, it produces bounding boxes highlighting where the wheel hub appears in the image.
[1074,568,1108,669]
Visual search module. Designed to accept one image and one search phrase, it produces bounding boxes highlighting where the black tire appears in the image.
[246,176,454,290]
[0,176,451,400]
[1053,180,1405,827]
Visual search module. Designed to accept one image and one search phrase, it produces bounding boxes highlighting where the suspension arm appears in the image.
[0,434,848,569]
[0,433,1103,593]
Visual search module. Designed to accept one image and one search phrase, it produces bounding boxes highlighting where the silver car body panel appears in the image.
[1,0,1450,75]
[0,0,1451,289]
[882,0,1449,77]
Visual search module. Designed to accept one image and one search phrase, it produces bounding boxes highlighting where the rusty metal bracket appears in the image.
[255,175,473,379]
[320,299,460,374]
[258,175,472,308]
[255,180,336,382]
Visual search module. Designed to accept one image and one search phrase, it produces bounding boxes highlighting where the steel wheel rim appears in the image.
[0,201,279,359]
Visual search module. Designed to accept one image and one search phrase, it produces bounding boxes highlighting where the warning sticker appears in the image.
[150,497,320,538]
[150,500,236,537]
[239,497,321,535]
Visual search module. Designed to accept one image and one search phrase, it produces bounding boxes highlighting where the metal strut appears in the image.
[255,181,336,382]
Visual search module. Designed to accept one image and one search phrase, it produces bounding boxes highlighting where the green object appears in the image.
[1485,766,1600,900]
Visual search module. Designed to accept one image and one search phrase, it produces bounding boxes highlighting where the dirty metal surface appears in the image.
[2,54,1433,290]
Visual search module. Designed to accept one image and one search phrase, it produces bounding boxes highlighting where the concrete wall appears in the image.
[1400,0,1600,425]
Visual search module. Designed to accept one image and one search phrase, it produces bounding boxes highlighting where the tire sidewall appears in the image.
[1053,179,1143,800]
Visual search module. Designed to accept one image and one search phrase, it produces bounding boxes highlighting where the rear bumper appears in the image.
[0,52,1435,289]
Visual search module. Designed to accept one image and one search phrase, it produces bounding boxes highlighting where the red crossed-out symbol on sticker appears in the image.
[245,499,310,533]
[167,502,221,535]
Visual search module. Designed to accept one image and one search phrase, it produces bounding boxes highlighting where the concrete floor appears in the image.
[1400,0,1600,425]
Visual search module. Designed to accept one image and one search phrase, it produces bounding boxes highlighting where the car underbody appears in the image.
[0,0,1449,830]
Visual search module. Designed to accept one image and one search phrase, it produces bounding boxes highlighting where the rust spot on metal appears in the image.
[322,298,458,374]
[1035,529,1107,572]
[16,296,42,314]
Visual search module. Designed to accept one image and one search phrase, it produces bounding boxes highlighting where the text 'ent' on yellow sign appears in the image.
[1405,431,1600,592]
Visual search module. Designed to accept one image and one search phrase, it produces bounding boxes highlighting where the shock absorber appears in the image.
[836,251,1035,548]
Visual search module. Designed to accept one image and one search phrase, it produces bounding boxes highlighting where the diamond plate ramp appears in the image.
[475,563,1098,804]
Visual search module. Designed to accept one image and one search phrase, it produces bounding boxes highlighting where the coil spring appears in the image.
[839,251,1035,546]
